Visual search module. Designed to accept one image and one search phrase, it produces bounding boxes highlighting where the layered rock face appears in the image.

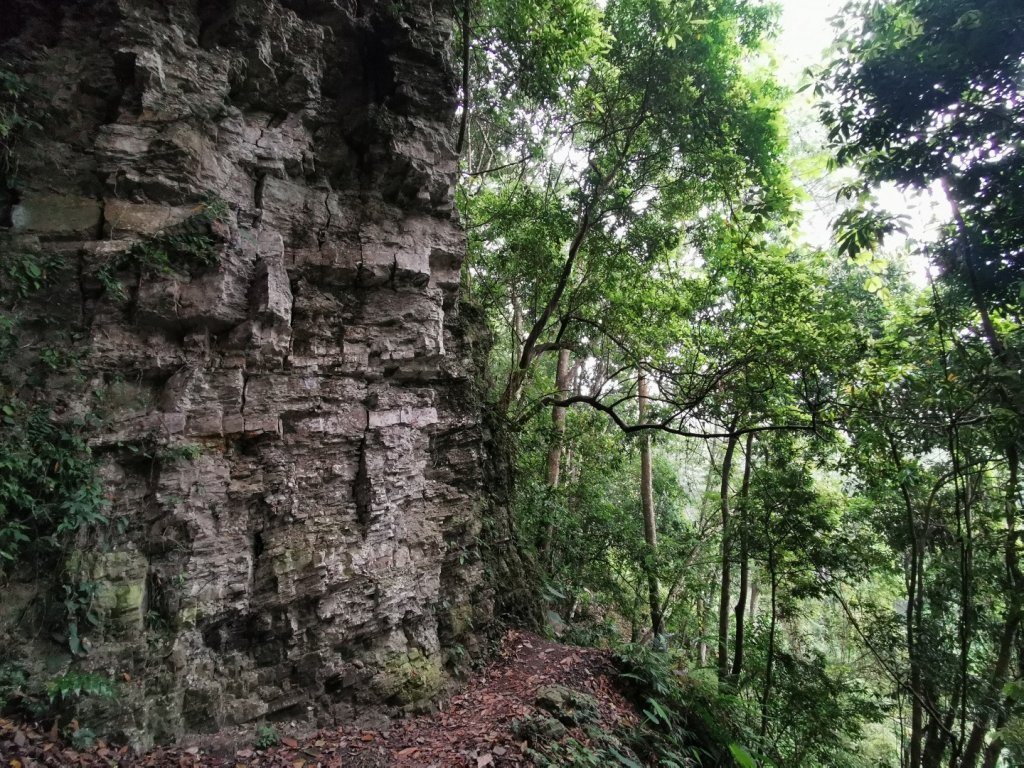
[0,0,498,743]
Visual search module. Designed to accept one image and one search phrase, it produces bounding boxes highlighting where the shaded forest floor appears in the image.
[1,630,640,767]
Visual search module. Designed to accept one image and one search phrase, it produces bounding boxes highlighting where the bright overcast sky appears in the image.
[774,0,942,283]
[776,0,843,80]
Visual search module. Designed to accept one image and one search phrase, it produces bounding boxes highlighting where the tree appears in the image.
[821,0,1024,318]
[821,3,1024,764]
[464,0,789,418]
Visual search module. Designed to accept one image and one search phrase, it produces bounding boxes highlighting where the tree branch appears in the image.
[541,393,817,439]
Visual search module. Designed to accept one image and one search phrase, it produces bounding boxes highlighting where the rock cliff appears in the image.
[0,0,509,745]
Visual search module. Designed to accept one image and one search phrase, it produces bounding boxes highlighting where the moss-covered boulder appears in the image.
[374,649,443,705]
[535,685,599,726]
[75,549,149,634]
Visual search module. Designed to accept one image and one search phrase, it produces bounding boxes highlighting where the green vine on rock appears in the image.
[98,196,229,300]
[0,244,109,656]
[0,66,38,186]
[0,403,108,568]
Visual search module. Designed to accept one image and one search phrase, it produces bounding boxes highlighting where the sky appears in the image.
[774,0,942,284]
[777,0,843,81]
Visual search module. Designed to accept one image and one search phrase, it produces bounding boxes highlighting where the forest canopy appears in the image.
[457,0,1024,765]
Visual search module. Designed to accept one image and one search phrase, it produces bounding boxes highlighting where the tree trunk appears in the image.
[639,374,663,640]
[923,705,957,768]
[962,445,1021,768]
[454,0,471,155]
[546,347,572,488]
[538,347,572,561]
[731,433,754,679]
[696,589,708,665]
[980,707,1009,768]
[761,544,778,738]
[886,429,925,768]
[717,430,740,680]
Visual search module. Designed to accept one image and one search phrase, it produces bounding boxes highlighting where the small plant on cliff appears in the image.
[47,670,117,745]
[1,250,71,303]
[156,442,204,463]
[61,580,103,656]
[0,404,108,568]
[46,670,117,704]
[255,724,280,749]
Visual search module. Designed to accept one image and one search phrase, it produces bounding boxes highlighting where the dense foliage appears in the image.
[460,0,1024,765]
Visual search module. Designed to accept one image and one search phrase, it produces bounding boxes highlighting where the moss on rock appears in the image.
[376,648,443,705]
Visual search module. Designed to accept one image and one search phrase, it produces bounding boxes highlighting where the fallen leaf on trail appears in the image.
[0,630,642,768]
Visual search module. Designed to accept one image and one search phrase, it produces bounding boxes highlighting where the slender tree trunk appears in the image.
[923,705,957,768]
[639,374,663,640]
[539,347,572,560]
[980,707,1009,768]
[909,508,924,767]
[630,577,643,644]
[942,180,1019,767]
[454,0,471,155]
[509,295,523,397]
[886,428,925,768]
[962,446,1021,768]
[545,348,571,487]
[946,426,972,762]
[717,430,740,680]
[696,589,708,665]
[760,543,778,738]
[940,178,1006,362]
[498,89,653,414]
[731,433,754,679]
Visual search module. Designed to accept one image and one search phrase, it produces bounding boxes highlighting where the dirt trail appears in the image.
[1,631,639,767]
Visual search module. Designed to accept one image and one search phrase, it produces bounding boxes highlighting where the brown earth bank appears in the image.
[0,630,642,767]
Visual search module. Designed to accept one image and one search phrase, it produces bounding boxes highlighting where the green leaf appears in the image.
[68,622,82,655]
[729,743,757,768]
[863,275,884,294]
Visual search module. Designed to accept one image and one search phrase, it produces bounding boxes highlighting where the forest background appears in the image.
[453,0,1024,765]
